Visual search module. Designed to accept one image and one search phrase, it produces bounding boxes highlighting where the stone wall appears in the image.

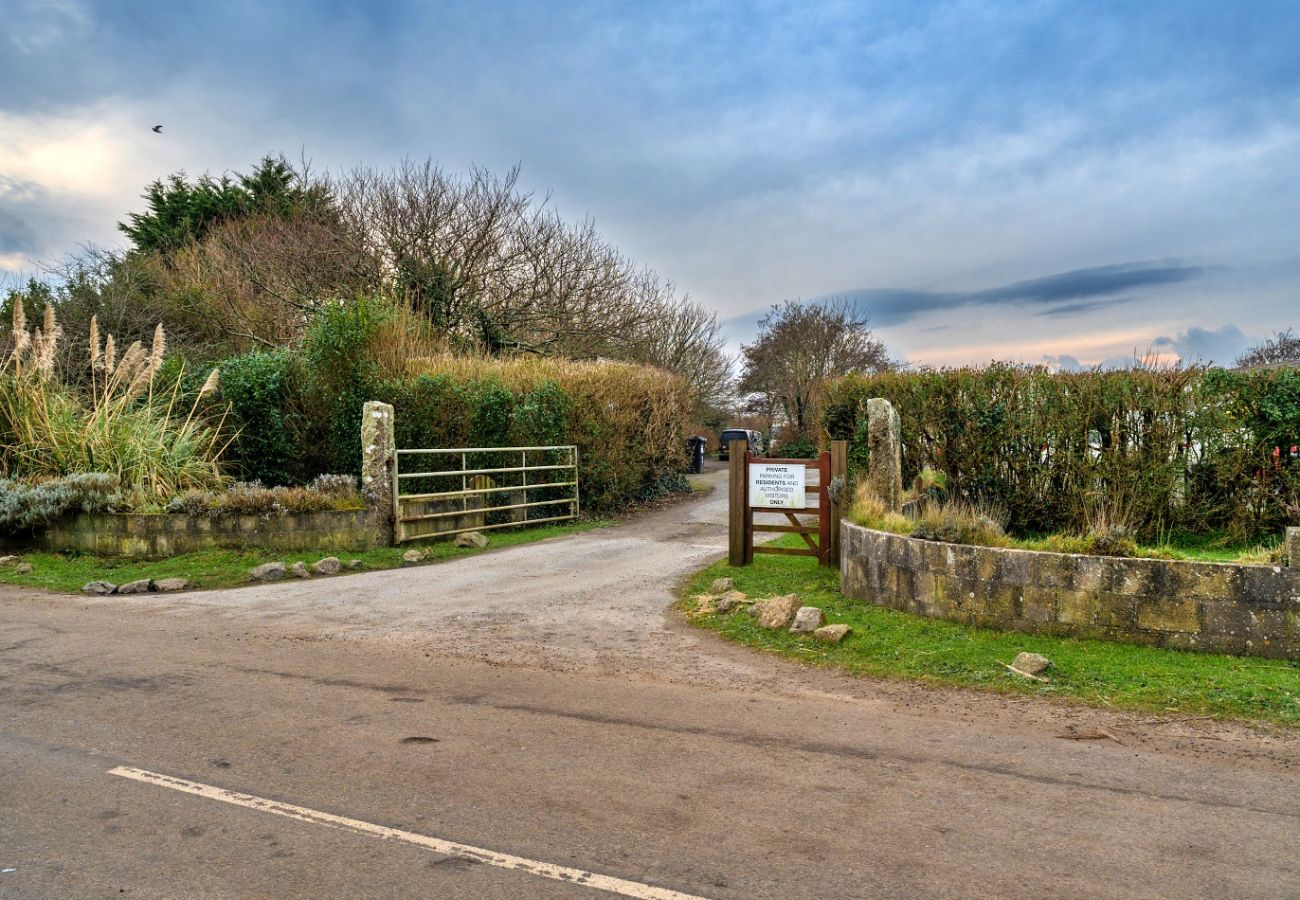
[27,509,382,559]
[840,521,1300,659]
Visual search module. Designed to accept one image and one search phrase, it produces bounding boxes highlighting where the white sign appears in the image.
[749,463,806,509]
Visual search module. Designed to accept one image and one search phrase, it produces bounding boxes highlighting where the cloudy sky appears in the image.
[2,0,1297,367]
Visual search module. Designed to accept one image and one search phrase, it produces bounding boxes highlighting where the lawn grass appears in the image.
[682,537,1299,727]
[0,519,604,594]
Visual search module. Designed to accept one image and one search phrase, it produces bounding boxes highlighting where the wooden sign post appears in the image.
[729,439,847,567]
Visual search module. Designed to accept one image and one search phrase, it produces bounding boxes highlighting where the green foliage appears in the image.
[824,364,1300,541]
[509,381,571,446]
[119,156,329,254]
[218,350,304,486]
[0,473,122,532]
[470,378,513,446]
[216,299,691,512]
[773,433,818,459]
[299,298,389,476]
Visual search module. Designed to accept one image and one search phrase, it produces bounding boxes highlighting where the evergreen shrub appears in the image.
[825,363,1300,541]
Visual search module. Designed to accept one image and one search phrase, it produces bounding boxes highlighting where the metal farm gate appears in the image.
[392,445,579,544]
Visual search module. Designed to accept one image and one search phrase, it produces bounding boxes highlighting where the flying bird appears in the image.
[152,125,163,133]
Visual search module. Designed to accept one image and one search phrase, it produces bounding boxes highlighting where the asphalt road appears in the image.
[2,466,1298,898]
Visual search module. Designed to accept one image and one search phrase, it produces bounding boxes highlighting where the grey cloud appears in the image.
[821,261,1208,327]
[0,176,52,255]
[1153,324,1253,366]
[0,210,38,254]
[722,260,1211,340]
[975,263,1205,305]
[1033,297,1133,318]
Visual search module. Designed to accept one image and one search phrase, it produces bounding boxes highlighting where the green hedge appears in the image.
[823,364,1300,541]
[218,349,305,487]
[218,301,692,514]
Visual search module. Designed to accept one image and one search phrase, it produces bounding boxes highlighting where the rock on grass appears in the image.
[814,623,852,644]
[250,562,286,582]
[714,590,749,613]
[312,557,341,575]
[754,594,802,629]
[1011,652,1051,675]
[789,606,826,634]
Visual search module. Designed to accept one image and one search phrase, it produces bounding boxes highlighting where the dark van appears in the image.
[719,428,764,460]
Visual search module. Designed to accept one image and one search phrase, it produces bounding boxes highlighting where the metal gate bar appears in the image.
[393,445,579,544]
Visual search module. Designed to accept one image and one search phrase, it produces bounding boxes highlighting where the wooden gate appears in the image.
[728,439,846,567]
[393,445,579,544]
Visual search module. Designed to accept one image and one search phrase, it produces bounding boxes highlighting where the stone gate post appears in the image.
[866,398,903,512]
[361,401,396,546]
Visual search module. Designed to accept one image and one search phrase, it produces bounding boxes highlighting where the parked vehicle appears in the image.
[718,428,764,460]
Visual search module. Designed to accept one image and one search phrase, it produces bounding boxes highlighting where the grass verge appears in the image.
[0,519,604,594]
[682,537,1299,727]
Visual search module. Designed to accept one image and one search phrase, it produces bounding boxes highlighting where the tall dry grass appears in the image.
[848,480,912,534]
[1,300,228,499]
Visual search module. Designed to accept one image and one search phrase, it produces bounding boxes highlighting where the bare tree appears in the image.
[331,160,665,355]
[738,299,891,439]
[1237,328,1300,368]
[617,295,732,411]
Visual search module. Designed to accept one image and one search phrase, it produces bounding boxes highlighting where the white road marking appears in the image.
[108,766,711,900]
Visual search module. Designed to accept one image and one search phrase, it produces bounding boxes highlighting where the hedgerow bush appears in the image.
[825,363,1300,541]
[217,299,693,514]
[218,349,304,487]
[398,355,692,512]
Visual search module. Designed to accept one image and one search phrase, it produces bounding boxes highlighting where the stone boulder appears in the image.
[789,606,827,634]
[290,561,310,578]
[454,531,489,549]
[81,581,117,596]
[250,562,286,582]
[154,578,189,592]
[402,549,423,565]
[117,579,152,595]
[0,555,18,565]
[814,624,852,644]
[755,594,802,630]
[709,577,735,594]
[312,556,342,576]
[1011,652,1051,676]
[714,590,749,614]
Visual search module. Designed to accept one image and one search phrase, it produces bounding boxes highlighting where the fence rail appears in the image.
[393,445,579,544]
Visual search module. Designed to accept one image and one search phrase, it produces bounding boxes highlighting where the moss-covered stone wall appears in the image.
[840,522,1300,659]
[29,509,382,559]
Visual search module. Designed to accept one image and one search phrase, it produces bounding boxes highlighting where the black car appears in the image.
[718,428,764,460]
